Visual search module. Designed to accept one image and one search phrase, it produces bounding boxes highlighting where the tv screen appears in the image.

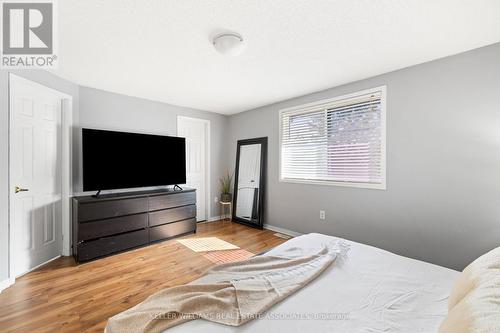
[82,128,186,191]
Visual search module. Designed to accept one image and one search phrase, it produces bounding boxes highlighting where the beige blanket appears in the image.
[105,244,345,333]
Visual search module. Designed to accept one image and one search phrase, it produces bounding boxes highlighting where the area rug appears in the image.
[177,237,240,252]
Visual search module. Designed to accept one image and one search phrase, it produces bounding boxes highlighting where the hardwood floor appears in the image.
[0,221,287,333]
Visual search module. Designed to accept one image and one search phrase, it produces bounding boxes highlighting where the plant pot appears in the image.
[221,193,232,203]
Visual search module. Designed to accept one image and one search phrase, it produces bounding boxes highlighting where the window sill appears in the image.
[279,177,386,190]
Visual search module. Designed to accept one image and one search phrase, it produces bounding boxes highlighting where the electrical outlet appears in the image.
[319,210,326,220]
[214,196,219,203]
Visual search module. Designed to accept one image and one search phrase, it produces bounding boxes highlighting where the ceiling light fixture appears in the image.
[212,32,245,56]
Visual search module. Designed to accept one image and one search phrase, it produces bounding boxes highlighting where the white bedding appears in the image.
[166,233,458,333]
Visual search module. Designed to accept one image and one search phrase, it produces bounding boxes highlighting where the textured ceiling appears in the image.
[53,0,500,114]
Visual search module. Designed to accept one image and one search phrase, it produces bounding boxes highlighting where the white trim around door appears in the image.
[177,116,211,222]
[8,74,73,283]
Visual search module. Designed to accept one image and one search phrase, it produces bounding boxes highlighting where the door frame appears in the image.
[8,74,73,282]
[176,116,211,221]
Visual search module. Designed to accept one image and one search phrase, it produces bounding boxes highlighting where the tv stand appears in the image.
[91,190,102,198]
[173,184,183,191]
[72,187,197,262]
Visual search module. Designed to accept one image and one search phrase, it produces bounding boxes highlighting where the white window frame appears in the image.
[279,86,387,190]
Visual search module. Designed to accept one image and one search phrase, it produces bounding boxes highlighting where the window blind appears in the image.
[280,89,385,188]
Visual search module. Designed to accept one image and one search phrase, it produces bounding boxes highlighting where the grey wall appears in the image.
[77,86,228,219]
[0,70,79,282]
[226,43,500,270]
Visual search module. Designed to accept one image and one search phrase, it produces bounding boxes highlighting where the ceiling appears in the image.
[54,0,500,115]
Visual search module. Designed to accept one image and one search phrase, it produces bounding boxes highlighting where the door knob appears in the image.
[15,186,29,193]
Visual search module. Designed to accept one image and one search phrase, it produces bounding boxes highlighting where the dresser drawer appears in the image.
[149,218,196,242]
[78,197,148,222]
[77,229,148,262]
[148,191,196,211]
[149,205,196,227]
[79,213,148,241]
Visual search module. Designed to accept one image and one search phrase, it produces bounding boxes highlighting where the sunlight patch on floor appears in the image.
[177,237,240,252]
[202,249,255,264]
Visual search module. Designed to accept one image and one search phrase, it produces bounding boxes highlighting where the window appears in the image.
[279,86,386,189]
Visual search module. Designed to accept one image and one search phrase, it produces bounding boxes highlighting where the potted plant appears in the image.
[219,170,233,203]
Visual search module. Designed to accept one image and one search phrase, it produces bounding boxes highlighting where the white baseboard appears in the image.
[264,224,303,237]
[0,277,15,293]
[197,216,223,223]
[200,219,301,238]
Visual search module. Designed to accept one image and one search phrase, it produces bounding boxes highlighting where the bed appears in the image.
[166,233,459,333]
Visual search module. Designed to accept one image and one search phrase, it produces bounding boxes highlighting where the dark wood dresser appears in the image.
[72,188,196,262]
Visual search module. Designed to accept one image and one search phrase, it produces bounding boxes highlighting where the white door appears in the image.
[177,117,209,221]
[10,75,63,277]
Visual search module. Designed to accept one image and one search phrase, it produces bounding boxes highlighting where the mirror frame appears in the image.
[232,137,267,229]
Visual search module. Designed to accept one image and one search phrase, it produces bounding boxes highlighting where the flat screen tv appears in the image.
[82,128,186,192]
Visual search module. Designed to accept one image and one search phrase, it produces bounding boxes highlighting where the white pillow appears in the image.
[448,246,500,309]
[439,246,500,333]
[439,277,500,333]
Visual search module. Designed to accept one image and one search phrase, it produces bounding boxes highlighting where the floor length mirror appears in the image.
[232,137,267,229]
